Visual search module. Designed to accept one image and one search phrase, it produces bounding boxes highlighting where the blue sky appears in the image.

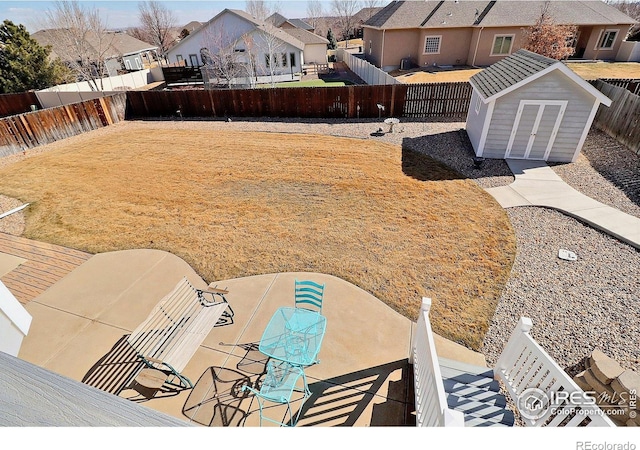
[0,0,337,32]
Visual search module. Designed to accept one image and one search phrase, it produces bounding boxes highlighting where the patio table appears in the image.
[258,307,327,367]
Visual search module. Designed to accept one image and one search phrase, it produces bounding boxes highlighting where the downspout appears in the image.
[381,29,386,70]
[472,27,483,67]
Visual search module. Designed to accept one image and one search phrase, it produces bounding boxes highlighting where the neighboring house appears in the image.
[166,9,306,85]
[267,13,329,64]
[280,27,329,64]
[266,13,315,33]
[466,49,612,163]
[169,21,203,48]
[351,7,384,39]
[363,0,637,71]
[32,29,158,76]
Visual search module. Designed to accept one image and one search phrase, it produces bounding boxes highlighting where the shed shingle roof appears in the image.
[365,0,636,29]
[470,49,557,99]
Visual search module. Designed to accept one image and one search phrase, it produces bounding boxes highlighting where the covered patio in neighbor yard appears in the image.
[10,241,483,427]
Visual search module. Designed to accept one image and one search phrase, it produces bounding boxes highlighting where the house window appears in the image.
[135,57,142,70]
[176,55,183,63]
[369,40,372,55]
[265,53,278,68]
[290,52,296,67]
[189,54,199,67]
[423,36,441,54]
[491,35,513,56]
[125,59,131,70]
[281,53,288,67]
[596,30,618,49]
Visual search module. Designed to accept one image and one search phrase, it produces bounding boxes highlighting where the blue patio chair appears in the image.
[294,279,324,313]
[242,360,311,427]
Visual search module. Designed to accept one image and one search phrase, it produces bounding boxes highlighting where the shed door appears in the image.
[505,100,567,160]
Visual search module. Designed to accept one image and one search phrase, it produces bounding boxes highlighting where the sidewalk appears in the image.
[485,159,640,250]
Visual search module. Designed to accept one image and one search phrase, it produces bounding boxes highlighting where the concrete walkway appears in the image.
[486,159,640,250]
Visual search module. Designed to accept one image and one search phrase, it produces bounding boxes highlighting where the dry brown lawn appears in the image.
[394,62,640,83]
[0,123,515,350]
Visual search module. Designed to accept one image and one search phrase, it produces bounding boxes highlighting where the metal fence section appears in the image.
[0,94,127,157]
[403,82,472,118]
[337,49,400,86]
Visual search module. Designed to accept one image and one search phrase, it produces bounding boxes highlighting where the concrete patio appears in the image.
[7,245,486,426]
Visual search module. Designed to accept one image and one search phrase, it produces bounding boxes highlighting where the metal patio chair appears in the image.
[242,360,311,427]
[294,279,324,313]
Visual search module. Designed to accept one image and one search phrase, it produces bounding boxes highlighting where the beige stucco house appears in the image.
[363,0,637,72]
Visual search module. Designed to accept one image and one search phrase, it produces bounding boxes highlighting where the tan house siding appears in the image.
[482,71,596,160]
[419,28,473,67]
[471,27,525,67]
[363,28,385,67]
[304,43,328,64]
[379,29,421,70]
[583,25,627,60]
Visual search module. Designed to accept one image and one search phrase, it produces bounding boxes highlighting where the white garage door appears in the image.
[505,100,567,160]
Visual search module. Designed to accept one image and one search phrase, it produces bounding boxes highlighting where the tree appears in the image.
[361,0,382,16]
[0,20,69,93]
[137,1,177,62]
[245,0,281,21]
[43,1,115,91]
[256,23,287,87]
[331,0,360,45]
[306,0,324,30]
[326,28,337,50]
[521,2,577,60]
[200,23,254,88]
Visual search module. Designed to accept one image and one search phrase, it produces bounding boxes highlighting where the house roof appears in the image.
[365,0,637,29]
[107,31,158,56]
[354,7,385,24]
[267,13,314,31]
[266,12,290,27]
[281,27,329,45]
[289,19,314,31]
[181,21,203,33]
[171,8,304,53]
[470,49,612,105]
[32,29,157,61]
[253,23,306,50]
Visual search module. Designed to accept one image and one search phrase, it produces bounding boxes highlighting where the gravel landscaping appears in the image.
[1,117,638,375]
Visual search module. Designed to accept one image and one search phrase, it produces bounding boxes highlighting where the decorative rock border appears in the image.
[574,348,639,427]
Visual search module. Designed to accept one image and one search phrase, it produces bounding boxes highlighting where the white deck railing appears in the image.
[411,298,465,427]
[495,317,615,427]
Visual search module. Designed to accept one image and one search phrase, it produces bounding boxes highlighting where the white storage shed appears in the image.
[466,50,612,163]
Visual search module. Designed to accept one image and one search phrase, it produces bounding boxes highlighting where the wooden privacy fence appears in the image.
[598,78,640,96]
[126,82,473,120]
[0,93,41,118]
[592,79,640,155]
[0,93,127,157]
